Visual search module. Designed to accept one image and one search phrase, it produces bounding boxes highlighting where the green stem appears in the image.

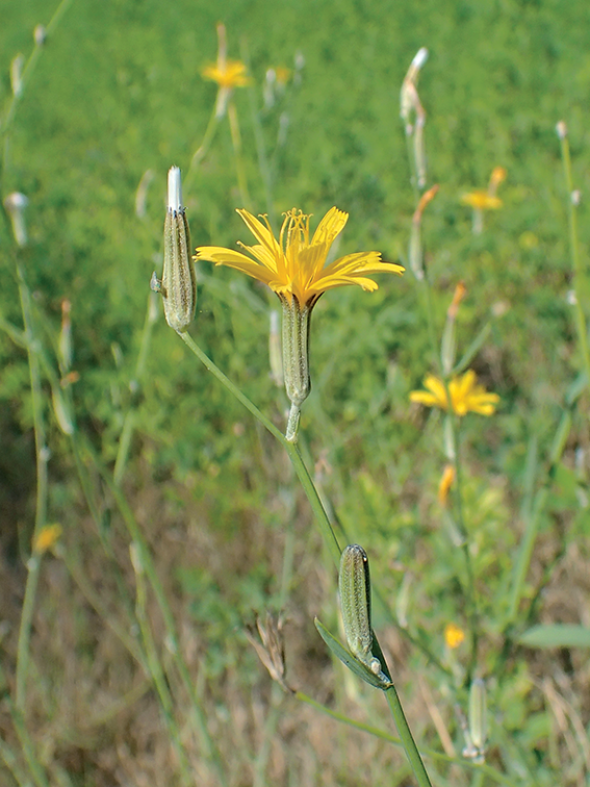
[6,705,49,787]
[448,418,478,679]
[184,103,220,194]
[179,332,454,672]
[228,99,251,209]
[559,131,590,387]
[385,685,433,787]
[1,0,75,191]
[416,265,479,678]
[15,264,48,713]
[178,331,341,565]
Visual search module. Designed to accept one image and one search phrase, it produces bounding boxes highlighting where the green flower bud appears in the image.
[468,678,487,753]
[339,544,388,681]
[280,295,311,442]
[154,167,196,333]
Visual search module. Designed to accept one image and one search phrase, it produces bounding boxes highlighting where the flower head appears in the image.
[202,23,250,117]
[196,207,404,308]
[460,191,502,211]
[34,524,63,554]
[202,59,251,89]
[438,464,455,506]
[410,370,499,417]
[444,622,465,649]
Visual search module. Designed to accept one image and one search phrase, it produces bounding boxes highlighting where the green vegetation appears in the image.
[2,0,590,784]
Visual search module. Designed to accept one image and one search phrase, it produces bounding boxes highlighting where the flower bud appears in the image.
[339,544,389,682]
[281,295,311,442]
[3,192,29,247]
[10,54,24,97]
[154,167,196,332]
[468,678,487,753]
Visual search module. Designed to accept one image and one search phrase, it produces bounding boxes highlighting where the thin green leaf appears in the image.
[314,618,391,689]
[519,624,590,649]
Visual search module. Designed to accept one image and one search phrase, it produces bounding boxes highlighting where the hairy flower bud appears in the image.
[152,167,196,332]
[281,295,311,441]
[339,544,389,682]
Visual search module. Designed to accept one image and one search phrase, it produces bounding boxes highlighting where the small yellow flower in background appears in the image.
[460,191,502,211]
[461,166,507,234]
[447,281,467,320]
[202,58,250,90]
[445,622,465,649]
[201,23,251,118]
[410,370,500,417]
[438,464,455,506]
[488,166,507,196]
[197,207,404,441]
[34,524,62,554]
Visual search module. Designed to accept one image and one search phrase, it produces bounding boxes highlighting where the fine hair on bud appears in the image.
[339,544,385,677]
[160,167,196,332]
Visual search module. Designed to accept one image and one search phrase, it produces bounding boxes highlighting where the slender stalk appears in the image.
[384,686,433,787]
[0,735,31,786]
[14,264,49,713]
[1,0,75,188]
[228,99,251,209]
[184,103,220,194]
[180,332,455,673]
[558,130,590,387]
[415,264,479,677]
[178,331,342,565]
[6,706,49,787]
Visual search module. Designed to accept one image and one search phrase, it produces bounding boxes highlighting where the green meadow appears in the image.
[2,0,590,784]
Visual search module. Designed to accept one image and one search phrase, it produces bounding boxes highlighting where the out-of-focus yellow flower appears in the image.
[202,23,251,118]
[488,166,507,196]
[461,166,507,234]
[460,191,502,211]
[34,524,62,554]
[202,59,250,89]
[447,281,467,320]
[410,370,500,417]
[445,622,465,649]
[438,464,455,506]
[274,66,291,86]
[196,207,404,308]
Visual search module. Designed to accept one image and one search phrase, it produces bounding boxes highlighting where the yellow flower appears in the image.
[34,524,62,554]
[201,23,251,118]
[202,60,251,89]
[410,370,499,417]
[460,191,502,211]
[488,166,507,195]
[444,622,465,649]
[438,464,455,506]
[196,207,404,308]
[274,66,291,86]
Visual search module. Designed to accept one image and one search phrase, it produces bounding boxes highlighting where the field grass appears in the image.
[2,0,590,785]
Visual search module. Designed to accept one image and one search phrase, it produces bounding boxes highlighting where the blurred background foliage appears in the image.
[2,0,590,784]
